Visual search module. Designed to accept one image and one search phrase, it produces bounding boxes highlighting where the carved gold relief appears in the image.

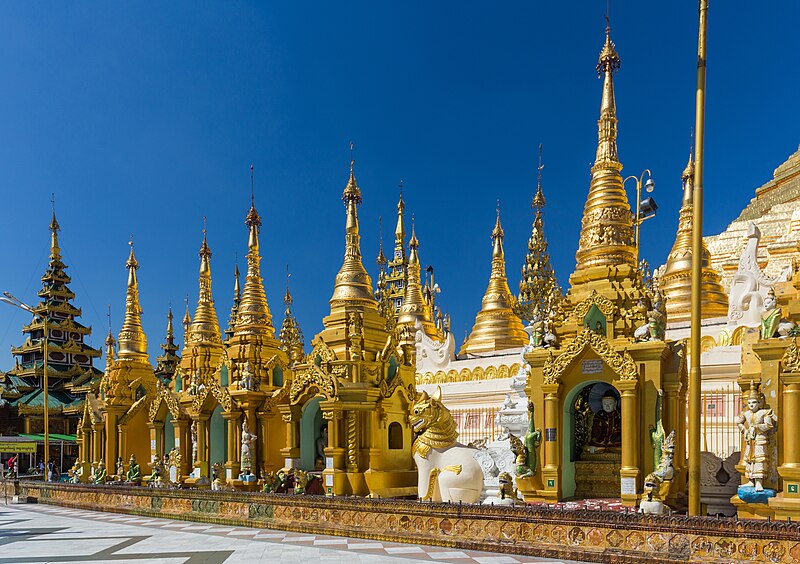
[542,328,637,384]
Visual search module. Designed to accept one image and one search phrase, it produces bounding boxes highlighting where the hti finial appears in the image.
[605,0,611,34]
[51,193,55,214]
[202,216,207,237]
[107,304,112,333]
[349,141,355,173]
[399,179,404,199]
[250,164,255,206]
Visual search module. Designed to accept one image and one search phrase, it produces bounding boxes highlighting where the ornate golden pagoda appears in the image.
[154,308,181,384]
[179,227,224,380]
[460,208,528,355]
[280,154,417,497]
[381,189,409,320]
[226,178,285,383]
[516,146,562,323]
[520,25,687,508]
[1,210,102,438]
[397,223,442,340]
[574,28,636,271]
[224,263,241,341]
[97,243,158,470]
[278,270,305,364]
[555,26,647,341]
[660,154,728,323]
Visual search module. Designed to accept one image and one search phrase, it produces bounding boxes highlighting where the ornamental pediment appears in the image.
[542,328,637,385]
[572,290,617,320]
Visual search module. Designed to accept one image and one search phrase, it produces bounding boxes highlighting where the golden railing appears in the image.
[694,383,741,459]
[450,407,500,445]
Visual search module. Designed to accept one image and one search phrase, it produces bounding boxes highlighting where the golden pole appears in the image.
[43,314,50,481]
[688,0,708,516]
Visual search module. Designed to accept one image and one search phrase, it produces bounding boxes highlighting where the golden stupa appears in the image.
[460,209,528,355]
[660,154,728,323]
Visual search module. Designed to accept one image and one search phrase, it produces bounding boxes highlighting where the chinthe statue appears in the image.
[410,387,483,503]
[737,381,778,501]
[639,472,666,515]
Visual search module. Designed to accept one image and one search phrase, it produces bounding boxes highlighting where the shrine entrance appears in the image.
[209,405,227,466]
[164,413,175,454]
[299,398,324,471]
[563,381,621,499]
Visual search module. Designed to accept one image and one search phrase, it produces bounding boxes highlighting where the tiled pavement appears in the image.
[0,503,591,563]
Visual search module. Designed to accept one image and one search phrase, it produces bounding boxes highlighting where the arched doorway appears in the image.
[299,398,324,471]
[164,413,175,454]
[562,381,621,499]
[209,405,227,466]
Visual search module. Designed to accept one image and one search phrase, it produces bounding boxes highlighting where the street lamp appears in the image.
[623,170,657,263]
[0,292,49,481]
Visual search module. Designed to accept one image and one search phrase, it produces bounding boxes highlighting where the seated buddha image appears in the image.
[584,390,622,454]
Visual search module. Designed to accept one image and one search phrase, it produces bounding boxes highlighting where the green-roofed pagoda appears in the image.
[0,211,102,440]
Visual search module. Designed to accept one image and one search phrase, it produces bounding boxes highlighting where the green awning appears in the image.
[17,433,77,444]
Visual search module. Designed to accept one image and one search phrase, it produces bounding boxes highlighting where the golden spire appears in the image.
[460,206,528,355]
[376,216,387,269]
[574,24,636,269]
[182,295,192,343]
[225,261,241,340]
[189,220,222,344]
[117,241,148,361]
[517,145,562,322]
[166,306,174,340]
[104,304,115,371]
[395,181,406,245]
[660,151,728,322]
[397,218,438,335]
[49,194,61,261]
[279,265,305,362]
[330,144,378,307]
[235,164,277,337]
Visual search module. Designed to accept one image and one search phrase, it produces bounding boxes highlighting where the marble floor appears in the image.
[0,503,590,563]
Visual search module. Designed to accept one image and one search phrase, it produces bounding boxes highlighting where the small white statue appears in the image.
[543,320,558,348]
[190,421,198,465]
[737,381,777,492]
[240,421,257,473]
[500,394,516,412]
[239,361,258,391]
[187,371,205,396]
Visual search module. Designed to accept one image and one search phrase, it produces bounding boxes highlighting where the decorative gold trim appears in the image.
[289,366,337,405]
[782,338,800,373]
[148,385,183,423]
[542,328,637,384]
[418,363,520,385]
[572,290,617,321]
[310,339,336,364]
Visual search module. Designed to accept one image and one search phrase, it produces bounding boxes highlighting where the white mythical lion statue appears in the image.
[410,386,483,503]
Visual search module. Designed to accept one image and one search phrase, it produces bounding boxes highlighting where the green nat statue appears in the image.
[126,454,141,483]
[510,402,542,477]
[93,459,107,484]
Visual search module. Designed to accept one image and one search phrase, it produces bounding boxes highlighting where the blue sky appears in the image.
[0,1,798,368]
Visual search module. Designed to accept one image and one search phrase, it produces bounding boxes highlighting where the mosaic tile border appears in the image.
[14,481,800,563]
